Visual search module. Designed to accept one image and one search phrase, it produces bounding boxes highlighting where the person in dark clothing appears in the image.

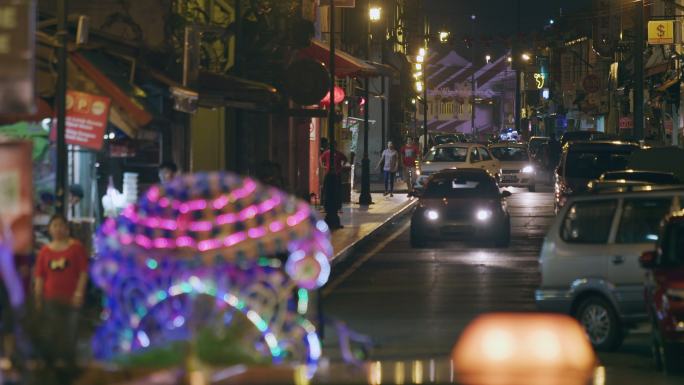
[545,134,562,172]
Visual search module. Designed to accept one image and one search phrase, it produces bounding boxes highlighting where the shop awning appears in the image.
[299,39,383,77]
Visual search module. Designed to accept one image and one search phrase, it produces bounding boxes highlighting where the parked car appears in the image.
[640,210,684,373]
[554,141,640,211]
[535,186,684,350]
[560,131,616,146]
[528,136,549,163]
[489,143,536,192]
[411,169,511,248]
[416,143,501,189]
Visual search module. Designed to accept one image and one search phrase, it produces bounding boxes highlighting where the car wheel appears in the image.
[653,328,683,374]
[410,222,427,248]
[575,297,623,351]
[528,184,536,192]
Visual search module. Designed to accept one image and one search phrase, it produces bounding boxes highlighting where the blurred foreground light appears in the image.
[439,31,450,43]
[452,313,597,385]
[419,47,427,57]
[522,53,531,61]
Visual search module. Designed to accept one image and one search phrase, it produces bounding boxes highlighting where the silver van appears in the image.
[535,186,684,350]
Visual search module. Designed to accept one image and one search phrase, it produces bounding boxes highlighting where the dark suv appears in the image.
[640,211,684,374]
[554,141,640,211]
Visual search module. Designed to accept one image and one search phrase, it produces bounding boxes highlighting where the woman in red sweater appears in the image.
[34,214,88,368]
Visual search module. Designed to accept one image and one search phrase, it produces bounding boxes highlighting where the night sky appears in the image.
[426,0,593,37]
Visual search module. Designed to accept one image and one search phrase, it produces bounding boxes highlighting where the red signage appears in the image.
[619,116,633,130]
[51,90,111,150]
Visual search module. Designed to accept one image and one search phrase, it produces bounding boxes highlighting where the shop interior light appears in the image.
[419,47,427,57]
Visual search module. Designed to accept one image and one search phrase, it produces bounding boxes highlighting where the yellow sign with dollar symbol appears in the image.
[648,20,674,45]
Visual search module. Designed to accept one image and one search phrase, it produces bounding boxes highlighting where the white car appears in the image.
[416,143,501,188]
[489,143,536,192]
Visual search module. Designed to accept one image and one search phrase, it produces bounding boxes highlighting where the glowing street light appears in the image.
[507,57,512,63]
[415,81,424,92]
[416,55,424,63]
[522,53,531,61]
[485,54,491,63]
[369,7,381,22]
[549,19,555,25]
[415,63,422,70]
[418,47,427,57]
[413,71,423,78]
[439,31,450,43]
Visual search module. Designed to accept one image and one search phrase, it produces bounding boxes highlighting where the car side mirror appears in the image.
[639,251,657,269]
[501,190,512,198]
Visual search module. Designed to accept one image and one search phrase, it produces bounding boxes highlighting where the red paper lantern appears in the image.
[319,86,346,106]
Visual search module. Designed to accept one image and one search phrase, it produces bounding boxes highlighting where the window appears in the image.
[490,147,529,161]
[480,147,493,161]
[425,147,468,162]
[616,198,672,244]
[469,148,480,163]
[561,200,617,243]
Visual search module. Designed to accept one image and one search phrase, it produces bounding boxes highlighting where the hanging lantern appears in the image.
[319,86,346,106]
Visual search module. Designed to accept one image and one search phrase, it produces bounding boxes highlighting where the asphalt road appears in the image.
[322,188,683,384]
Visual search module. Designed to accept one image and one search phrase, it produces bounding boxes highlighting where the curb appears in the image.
[331,199,418,267]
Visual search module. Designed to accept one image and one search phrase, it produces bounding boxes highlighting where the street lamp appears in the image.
[485,54,491,64]
[359,2,381,206]
[369,6,381,21]
[522,53,531,61]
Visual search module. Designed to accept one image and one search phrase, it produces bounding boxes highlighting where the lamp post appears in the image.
[470,14,477,139]
[416,49,428,154]
[55,0,69,215]
[324,0,341,229]
[359,3,381,206]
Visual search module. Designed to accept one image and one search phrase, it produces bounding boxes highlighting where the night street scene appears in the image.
[3,0,684,384]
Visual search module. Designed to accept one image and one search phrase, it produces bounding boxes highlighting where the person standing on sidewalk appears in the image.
[319,141,348,215]
[377,141,399,197]
[34,214,88,373]
[400,137,420,196]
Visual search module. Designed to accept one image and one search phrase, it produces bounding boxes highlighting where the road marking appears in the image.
[322,220,411,298]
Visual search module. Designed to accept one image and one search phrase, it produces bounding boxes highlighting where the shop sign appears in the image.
[0,0,35,114]
[648,20,674,45]
[51,90,111,150]
[619,116,633,130]
[0,139,33,254]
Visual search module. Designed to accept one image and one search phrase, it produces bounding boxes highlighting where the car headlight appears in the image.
[476,209,493,221]
[522,165,534,174]
[425,210,439,221]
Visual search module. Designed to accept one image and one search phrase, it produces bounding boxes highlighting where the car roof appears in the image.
[569,185,684,201]
[564,140,640,151]
[431,168,494,179]
[432,143,477,149]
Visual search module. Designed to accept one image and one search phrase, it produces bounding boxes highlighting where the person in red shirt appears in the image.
[34,214,88,370]
[319,141,348,175]
[400,137,420,195]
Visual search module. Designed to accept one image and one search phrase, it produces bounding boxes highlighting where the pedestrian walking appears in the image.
[377,141,399,197]
[34,214,88,371]
[400,137,420,195]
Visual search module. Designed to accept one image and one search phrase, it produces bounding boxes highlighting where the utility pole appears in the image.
[422,16,429,155]
[359,0,372,206]
[55,0,69,215]
[634,0,645,140]
[514,0,522,137]
[324,1,341,229]
[471,15,477,138]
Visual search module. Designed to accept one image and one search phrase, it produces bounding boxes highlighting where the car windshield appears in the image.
[423,175,499,198]
[425,147,468,162]
[602,172,680,184]
[434,135,462,145]
[565,150,632,179]
[663,223,684,266]
[491,147,529,161]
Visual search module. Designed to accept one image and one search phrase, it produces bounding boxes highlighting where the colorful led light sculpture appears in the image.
[92,172,332,368]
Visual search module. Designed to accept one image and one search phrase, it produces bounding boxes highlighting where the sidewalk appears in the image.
[324,180,417,265]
